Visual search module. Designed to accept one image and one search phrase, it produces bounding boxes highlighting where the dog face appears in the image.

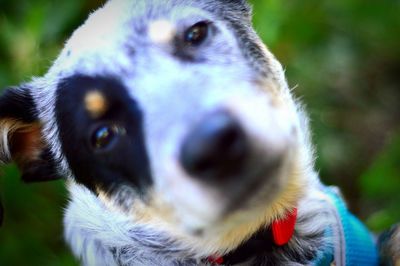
[0,0,312,250]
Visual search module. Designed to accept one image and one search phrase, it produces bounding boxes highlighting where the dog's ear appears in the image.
[0,86,60,183]
[0,86,61,225]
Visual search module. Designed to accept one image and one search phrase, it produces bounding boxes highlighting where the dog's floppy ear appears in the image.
[0,86,61,225]
[0,86,60,182]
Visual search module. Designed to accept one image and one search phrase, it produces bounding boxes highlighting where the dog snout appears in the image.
[179,110,248,180]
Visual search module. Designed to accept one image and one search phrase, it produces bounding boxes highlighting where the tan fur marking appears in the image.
[259,78,286,107]
[97,189,116,211]
[85,90,108,118]
[134,191,177,224]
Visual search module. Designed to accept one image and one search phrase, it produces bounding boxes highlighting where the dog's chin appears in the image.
[176,160,289,237]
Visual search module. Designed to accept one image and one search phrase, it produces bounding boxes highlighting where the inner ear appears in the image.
[1,118,59,183]
[1,120,40,164]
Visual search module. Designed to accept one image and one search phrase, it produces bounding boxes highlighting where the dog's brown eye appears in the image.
[184,21,209,46]
[91,125,118,150]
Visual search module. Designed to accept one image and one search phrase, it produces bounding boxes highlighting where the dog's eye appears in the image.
[184,21,210,46]
[90,125,123,151]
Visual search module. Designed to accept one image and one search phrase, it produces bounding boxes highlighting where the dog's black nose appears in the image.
[180,111,247,179]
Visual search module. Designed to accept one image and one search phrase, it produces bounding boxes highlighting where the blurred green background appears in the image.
[0,0,399,265]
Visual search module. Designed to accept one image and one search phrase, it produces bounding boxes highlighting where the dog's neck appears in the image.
[206,208,298,265]
[65,182,334,265]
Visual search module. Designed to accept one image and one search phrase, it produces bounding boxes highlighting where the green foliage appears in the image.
[0,0,399,265]
[360,134,400,231]
[0,166,77,266]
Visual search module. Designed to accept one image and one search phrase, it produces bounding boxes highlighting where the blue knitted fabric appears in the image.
[324,187,379,266]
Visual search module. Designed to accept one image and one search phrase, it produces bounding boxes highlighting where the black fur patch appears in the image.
[55,75,152,196]
[20,147,61,183]
[0,87,36,123]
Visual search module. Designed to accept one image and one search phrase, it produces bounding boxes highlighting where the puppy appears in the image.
[0,0,397,265]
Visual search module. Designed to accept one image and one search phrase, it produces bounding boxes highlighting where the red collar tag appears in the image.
[271,208,298,246]
[207,208,298,265]
[207,256,224,265]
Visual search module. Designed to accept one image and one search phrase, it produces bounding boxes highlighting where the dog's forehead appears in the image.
[46,0,261,77]
[65,0,250,48]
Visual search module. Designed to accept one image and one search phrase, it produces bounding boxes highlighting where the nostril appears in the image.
[217,122,245,157]
[179,111,247,179]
